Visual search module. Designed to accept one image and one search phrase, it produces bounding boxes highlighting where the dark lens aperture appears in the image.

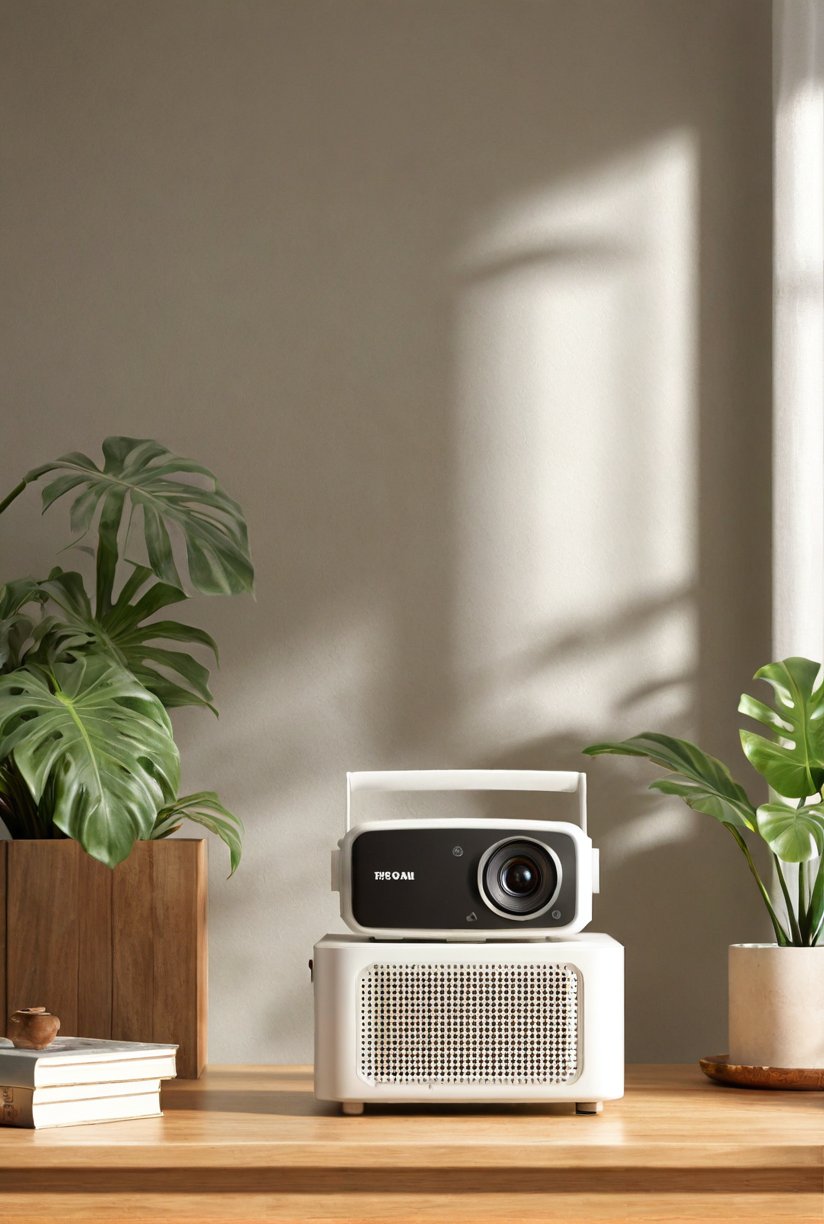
[499,856,540,896]
[481,838,558,917]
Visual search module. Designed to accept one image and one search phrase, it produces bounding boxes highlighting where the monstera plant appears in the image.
[585,658,824,948]
[0,437,252,871]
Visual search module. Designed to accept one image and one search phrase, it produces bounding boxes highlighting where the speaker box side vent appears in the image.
[358,962,580,1086]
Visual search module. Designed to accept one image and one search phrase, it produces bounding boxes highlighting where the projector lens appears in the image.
[479,838,559,918]
[499,856,540,896]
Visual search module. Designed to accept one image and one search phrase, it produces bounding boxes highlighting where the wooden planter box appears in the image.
[0,839,207,1078]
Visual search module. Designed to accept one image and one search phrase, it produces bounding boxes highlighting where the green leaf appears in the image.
[0,655,179,868]
[739,658,824,799]
[22,437,254,608]
[40,567,218,711]
[583,732,757,829]
[0,758,46,839]
[0,579,45,672]
[756,802,824,863]
[151,790,243,875]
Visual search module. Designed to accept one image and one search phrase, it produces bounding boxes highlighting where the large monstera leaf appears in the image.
[40,567,217,711]
[583,732,757,830]
[14,436,253,611]
[739,657,824,799]
[0,655,179,867]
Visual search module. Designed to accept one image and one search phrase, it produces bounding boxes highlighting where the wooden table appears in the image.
[1,1065,822,1222]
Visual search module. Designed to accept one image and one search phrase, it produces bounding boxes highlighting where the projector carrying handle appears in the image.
[345,770,587,834]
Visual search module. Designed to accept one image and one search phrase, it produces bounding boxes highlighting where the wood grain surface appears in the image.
[6,840,81,1032]
[2,839,206,1077]
[149,839,207,1075]
[0,1065,822,1222]
[77,849,113,1038]
[0,842,6,1035]
[112,839,154,1045]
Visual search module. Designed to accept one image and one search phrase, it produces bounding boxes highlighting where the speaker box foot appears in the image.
[576,1100,604,1115]
[342,1101,364,1116]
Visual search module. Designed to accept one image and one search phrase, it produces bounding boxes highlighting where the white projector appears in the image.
[313,770,624,1115]
[332,769,598,939]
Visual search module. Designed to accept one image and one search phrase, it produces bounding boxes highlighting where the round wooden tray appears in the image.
[699,1054,824,1090]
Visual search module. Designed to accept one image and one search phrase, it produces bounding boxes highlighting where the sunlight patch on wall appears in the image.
[599,805,698,869]
[451,133,699,766]
[773,46,824,658]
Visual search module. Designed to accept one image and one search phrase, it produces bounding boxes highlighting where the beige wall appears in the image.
[1,0,772,1063]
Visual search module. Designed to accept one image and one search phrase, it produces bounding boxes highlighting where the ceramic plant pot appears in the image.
[728,943,824,1068]
[8,1006,61,1049]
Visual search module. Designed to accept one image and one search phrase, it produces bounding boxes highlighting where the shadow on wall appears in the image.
[0,0,772,1062]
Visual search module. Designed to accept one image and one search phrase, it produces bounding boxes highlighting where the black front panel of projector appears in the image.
[350,827,579,931]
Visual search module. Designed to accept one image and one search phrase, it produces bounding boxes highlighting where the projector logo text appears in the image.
[374,870,415,881]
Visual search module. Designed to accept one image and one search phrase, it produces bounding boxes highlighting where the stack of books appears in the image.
[0,1036,178,1128]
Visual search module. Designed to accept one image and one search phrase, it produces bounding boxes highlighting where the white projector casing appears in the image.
[334,770,599,940]
[313,932,624,1114]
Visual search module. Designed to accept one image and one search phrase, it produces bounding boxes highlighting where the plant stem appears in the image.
[808,855,824,945]
[773,854,803,945]
[0,479,28,516]
[728,827,790,945]
[798,859,810,943]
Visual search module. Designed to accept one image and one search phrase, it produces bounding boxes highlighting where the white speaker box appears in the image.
[313,932,624,1114]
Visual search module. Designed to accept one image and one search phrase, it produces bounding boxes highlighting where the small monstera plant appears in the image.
[0,437,253,871]
[585,658,824,947]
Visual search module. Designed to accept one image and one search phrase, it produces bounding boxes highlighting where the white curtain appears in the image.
[773,0,824,661]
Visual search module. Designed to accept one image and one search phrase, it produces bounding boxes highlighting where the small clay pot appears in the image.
[8,1006,61,1050]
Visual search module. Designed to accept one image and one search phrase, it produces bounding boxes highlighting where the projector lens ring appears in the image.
[478,837,561,920]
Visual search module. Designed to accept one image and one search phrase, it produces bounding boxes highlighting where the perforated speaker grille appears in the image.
[358,962,580,1085]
